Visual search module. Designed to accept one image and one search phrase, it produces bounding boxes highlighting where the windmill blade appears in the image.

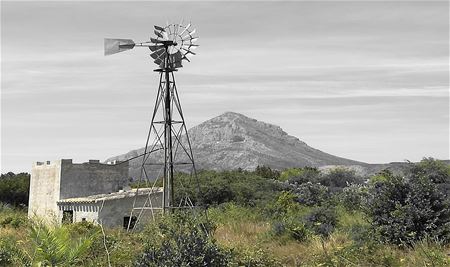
[151,47,165,55]
[154,30,164,39]
[179,23,191,36]
[149,45,164,52]
[150,48,166,59]
[181,47,196,55]
[173,51,183,62]
[182,43,199,49]
[151,52,166,60]
[182,55,191,62]
[162,31,169,40]
[173,61,183,68]
[182,43,198,50]
[154,25,166,32]
[156,52,167,61]
[104,38,135,56]
[169,51,183,65]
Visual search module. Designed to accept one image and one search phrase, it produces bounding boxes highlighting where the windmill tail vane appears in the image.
[104,22,202,231]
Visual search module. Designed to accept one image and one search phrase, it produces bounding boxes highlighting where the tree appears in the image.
[254,165,280,180]
[409,157,450,196]
[0,172,30,206]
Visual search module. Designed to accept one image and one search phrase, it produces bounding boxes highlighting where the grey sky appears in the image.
[1,1,449,173]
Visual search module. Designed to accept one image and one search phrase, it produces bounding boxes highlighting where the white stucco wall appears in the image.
[28,160,63,222]
[57,192,162,229]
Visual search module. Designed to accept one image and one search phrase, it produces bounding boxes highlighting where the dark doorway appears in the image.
[62,210,73,224]
[123,216,137,230]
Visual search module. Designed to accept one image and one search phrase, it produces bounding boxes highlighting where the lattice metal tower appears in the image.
[105,22,199,229]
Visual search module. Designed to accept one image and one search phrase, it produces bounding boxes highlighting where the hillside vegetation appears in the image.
[1,158,449,266]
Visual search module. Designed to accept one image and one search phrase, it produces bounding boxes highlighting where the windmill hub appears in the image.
[161,40,177,47]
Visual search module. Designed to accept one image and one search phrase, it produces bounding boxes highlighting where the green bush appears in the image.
[0,237,15,267]
[268,192,311,242]
[254,165,280,180]
[339,184,369,212]
[271,218,309,242]
[293,182,329,206]
[279,168,303,182]
[65,220,100,236]
[136,212,230,267]
[305,206,338,238]
[0,212,27,228]
[279,167,321,184]
[0,172,30,206]
[319,167,364,191]
[174,170,281,207]
[286,167,321,184]
[367,165,450,246]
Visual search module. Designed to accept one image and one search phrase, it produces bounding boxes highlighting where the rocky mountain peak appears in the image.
[189,112,304,146]
[107,112,365,178]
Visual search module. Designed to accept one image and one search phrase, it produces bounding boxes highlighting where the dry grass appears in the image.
[214,221,270,247]
[213,218,450,267]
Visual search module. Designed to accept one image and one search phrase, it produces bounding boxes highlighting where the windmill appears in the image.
[105,22,200,230]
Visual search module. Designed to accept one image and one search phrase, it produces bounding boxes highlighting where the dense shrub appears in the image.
[409,158,450,198]
[339,184,369,211]
[267,192,311,242]
[279,168,303,182]
[319,167,364,191]
[174,170,281,207]
[269,191,299,215]
[409,158,450,185]
[305,206,338,238]
[0,214,27,228]
[0,172,30,206]
[271,217,309,242]
[293,182,329,206]
[0,237,15,267]
[136,212,230,267]
[286,167,321,184]
[367,166,450,246]
[254,165,280,180]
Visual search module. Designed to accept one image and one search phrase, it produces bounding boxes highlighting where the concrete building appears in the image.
[28,159,162,229]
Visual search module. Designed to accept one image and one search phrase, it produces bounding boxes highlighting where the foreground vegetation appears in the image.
[1,158,449,266]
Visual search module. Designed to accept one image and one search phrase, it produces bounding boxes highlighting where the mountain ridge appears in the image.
[107,112,368,178]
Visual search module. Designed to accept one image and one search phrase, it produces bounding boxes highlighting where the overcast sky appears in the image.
[1,1,449,173]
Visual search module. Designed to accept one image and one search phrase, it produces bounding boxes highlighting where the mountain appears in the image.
[107,112,368,179]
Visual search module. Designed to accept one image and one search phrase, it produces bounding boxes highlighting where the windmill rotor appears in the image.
[150,23,198,69]
[104,21,198,70]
